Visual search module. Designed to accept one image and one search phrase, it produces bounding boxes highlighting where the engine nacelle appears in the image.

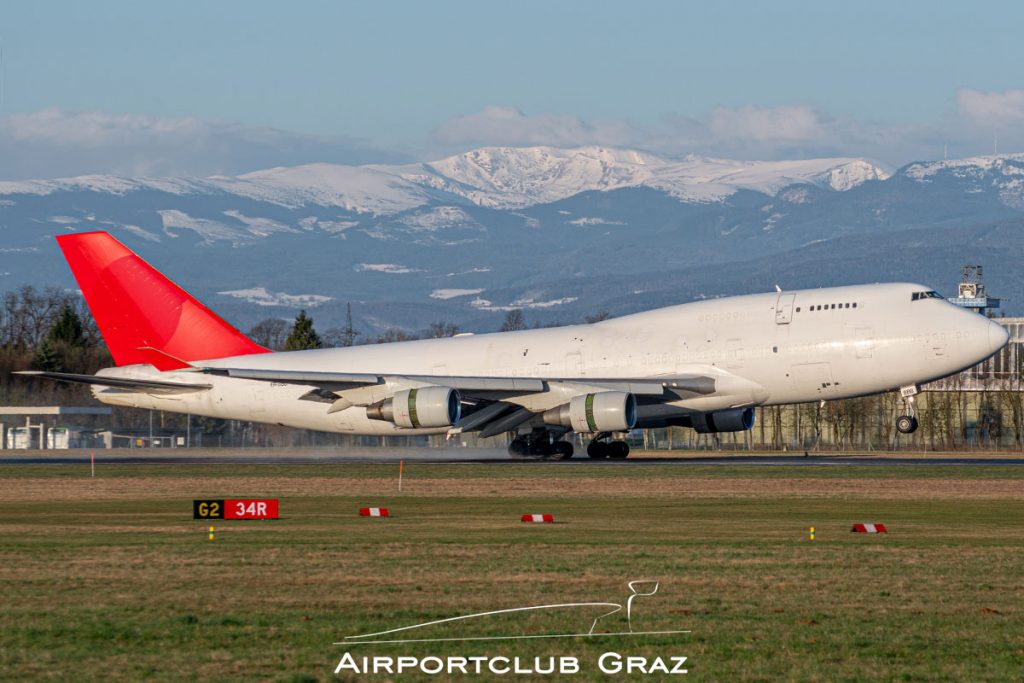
[691,407,755,434]
[543,391,637,433]
[366,386,461,428]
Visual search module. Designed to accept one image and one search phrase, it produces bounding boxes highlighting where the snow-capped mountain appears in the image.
[902,154,1024,210]
[395,146,888,208]
[0,146,1021,332]
[0,145,889,217]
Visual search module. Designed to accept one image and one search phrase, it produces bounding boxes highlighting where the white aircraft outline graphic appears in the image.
[336,580,689,645]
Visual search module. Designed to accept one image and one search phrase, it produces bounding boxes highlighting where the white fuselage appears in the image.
[93,283,1006,435]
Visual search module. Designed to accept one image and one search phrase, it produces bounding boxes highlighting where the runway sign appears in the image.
[851,523,887,533]
[359,507,389,517]
[193,499,280,520]
[521,514,554,523]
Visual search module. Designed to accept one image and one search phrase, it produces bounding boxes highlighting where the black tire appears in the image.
[896,415,918,434]
[587,441,608,459]
[553,441,574,460]
[508,438,530,457]
[608,441,630,459]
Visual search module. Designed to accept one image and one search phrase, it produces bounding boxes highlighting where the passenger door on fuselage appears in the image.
[775,293,796,324]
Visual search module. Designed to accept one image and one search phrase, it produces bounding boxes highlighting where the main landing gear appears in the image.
[896,385,920,435]
[586,433,630,459]
[506,430,631,460]
[508,429,574,460]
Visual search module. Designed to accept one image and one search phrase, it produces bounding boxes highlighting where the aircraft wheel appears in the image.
[552,441,574,460]
[608,441,630,459]
[587,441,609,459]
[896,415,918,434]
[508,437,531,458]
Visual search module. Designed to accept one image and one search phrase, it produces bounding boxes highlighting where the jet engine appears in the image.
[366,386,461,428]
[690,407,755,434]
[543,391,637,433]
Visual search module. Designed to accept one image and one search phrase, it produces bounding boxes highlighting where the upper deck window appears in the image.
[911,291,943,301]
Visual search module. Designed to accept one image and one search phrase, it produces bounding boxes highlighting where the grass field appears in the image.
[1,460,1022,681]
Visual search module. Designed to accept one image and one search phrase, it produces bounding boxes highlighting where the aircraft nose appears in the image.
[988,319,1010,355]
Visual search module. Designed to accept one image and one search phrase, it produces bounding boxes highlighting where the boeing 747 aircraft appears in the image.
[19,231,1008,459]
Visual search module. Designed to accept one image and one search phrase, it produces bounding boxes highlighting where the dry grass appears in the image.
[0,462,1022,681]
[3,471,1023,503]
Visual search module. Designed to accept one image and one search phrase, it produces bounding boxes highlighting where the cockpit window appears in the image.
[911,291,943,301]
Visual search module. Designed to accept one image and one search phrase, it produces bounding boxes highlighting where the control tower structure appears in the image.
[947,265,1000,316]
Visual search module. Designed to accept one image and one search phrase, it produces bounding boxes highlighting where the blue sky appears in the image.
[2,1,1024,177]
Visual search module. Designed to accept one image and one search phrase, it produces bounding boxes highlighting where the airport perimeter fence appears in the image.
[186,386,1024,453]
[6,390,1024,453]
[633,389,1024,453]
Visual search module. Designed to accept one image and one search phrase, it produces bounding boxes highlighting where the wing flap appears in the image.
[478,406,536,439]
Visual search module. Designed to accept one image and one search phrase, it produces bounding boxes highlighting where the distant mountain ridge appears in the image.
[0,146,1021,333]
[0,145,889,218]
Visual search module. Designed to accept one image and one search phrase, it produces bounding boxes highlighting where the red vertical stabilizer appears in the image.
[56,231,269,369]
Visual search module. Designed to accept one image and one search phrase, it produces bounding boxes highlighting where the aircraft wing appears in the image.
[198,366,715,400]
[201,367,549,394]
[196,365,723,435]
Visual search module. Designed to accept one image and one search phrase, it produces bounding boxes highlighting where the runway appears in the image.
[2,448,1022,467]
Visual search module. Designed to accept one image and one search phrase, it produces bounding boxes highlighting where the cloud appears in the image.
[432,105,644,149]
[431,103,899,162]
[707,105,828,143]
[432,97,1024,166]
[5,88,1024,182]
[956,88,1024,126]
[0,108,408,180]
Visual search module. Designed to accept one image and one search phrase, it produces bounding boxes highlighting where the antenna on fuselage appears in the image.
[774,284,782,293]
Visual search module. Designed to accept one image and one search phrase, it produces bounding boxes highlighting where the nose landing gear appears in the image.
[896,385,920,434]
[896,415,919,434]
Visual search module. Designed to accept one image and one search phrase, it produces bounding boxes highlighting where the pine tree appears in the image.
[285,310,323,351]
[32,339,62,372]
[47,305,86,347]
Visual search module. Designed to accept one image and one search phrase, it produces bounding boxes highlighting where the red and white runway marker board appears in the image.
[521,514,554,523]
[851,523,887,533]
[359,507,389,517]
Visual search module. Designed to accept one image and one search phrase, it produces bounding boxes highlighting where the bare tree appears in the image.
[247,318,289,350]
[375,329,419,344]
[0,286,83,349]
[425,321,459,338]
[499,309,526,332]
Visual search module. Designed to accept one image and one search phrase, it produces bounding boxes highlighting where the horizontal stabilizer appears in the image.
[16,371,212,394]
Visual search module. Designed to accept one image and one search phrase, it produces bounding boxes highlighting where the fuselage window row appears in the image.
[796,302,858,313]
